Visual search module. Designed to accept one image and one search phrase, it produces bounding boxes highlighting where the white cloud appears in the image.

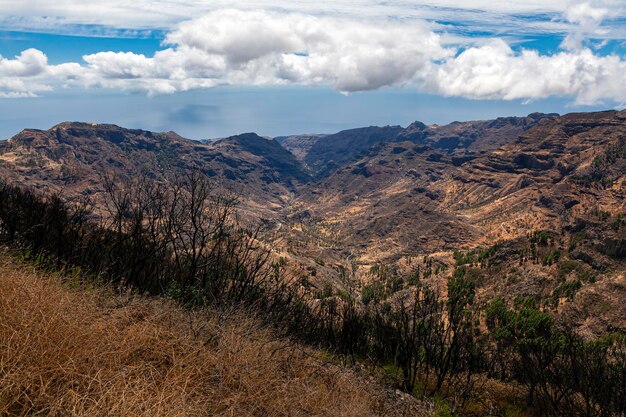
[0,8,624,105]
[165,11,305,65]
[2,0,624,42]
[78,10,450,94]
[425,39,626,104]
[0,48,81,97]
[83,52,157,79]
[0,48,48,76]
[561,2,610,50]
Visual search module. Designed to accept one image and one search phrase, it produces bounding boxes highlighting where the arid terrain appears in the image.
[1,110,625,416]
[3,0,626,414]
[0,253,431,416]
[1,110,624,336]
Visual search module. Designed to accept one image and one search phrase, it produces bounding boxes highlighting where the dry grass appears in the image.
[0,255,430,417]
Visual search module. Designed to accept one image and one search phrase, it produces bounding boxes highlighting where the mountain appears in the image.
[284,113,563,256]
[277,114,558,179]
[438,110,625,242]
[397,112,558,153]
[213,132,310,184]
[1,112,624,335]
[303,126,404,178]
[282,110,625,334]
[0,123,308,215]
[293,111,624,251]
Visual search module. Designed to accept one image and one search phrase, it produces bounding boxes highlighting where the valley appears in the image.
[1,111,624,337]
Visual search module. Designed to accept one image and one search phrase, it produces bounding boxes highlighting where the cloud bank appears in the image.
[1,7,625,104]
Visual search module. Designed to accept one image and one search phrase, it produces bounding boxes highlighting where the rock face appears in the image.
[274,134,327,163]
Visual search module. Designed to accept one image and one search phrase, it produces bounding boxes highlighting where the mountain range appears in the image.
[1,110,624,335]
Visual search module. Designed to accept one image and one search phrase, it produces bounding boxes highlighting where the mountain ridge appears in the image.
[0,123,307,213]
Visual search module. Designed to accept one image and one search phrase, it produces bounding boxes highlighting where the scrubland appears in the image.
[0,255,429,417]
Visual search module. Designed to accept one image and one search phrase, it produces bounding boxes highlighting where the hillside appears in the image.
[293,110,625,252]
[397,113,558,153]
[274,134,327,163]
[1,111,625,415]
[303,126,404,178]
[1,111,624,336]
[0,123,308,216]
[0,253,430,416]
[281,110,625,334]
[278,114,557,179]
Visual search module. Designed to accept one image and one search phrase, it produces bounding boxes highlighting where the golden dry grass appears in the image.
[0,255,430,417]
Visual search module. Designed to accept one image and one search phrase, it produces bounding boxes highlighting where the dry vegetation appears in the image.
[0,254,430,417]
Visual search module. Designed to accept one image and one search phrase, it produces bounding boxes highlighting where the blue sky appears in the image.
[0,1,624,140]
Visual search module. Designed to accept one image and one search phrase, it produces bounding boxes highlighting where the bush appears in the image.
[361,282,385,305]
[316,282,334,299]
[551,279,582,303]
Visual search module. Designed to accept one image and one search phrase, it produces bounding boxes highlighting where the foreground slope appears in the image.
[0,254,429,417]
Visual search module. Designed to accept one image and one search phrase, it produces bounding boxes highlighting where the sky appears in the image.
[0,1,625,140]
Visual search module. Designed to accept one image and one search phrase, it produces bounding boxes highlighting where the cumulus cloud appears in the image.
[425,39,626,104]
[0,49,83,97]
[0,48,48,77]
[78,10,449,94]
[0,8,625,105]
